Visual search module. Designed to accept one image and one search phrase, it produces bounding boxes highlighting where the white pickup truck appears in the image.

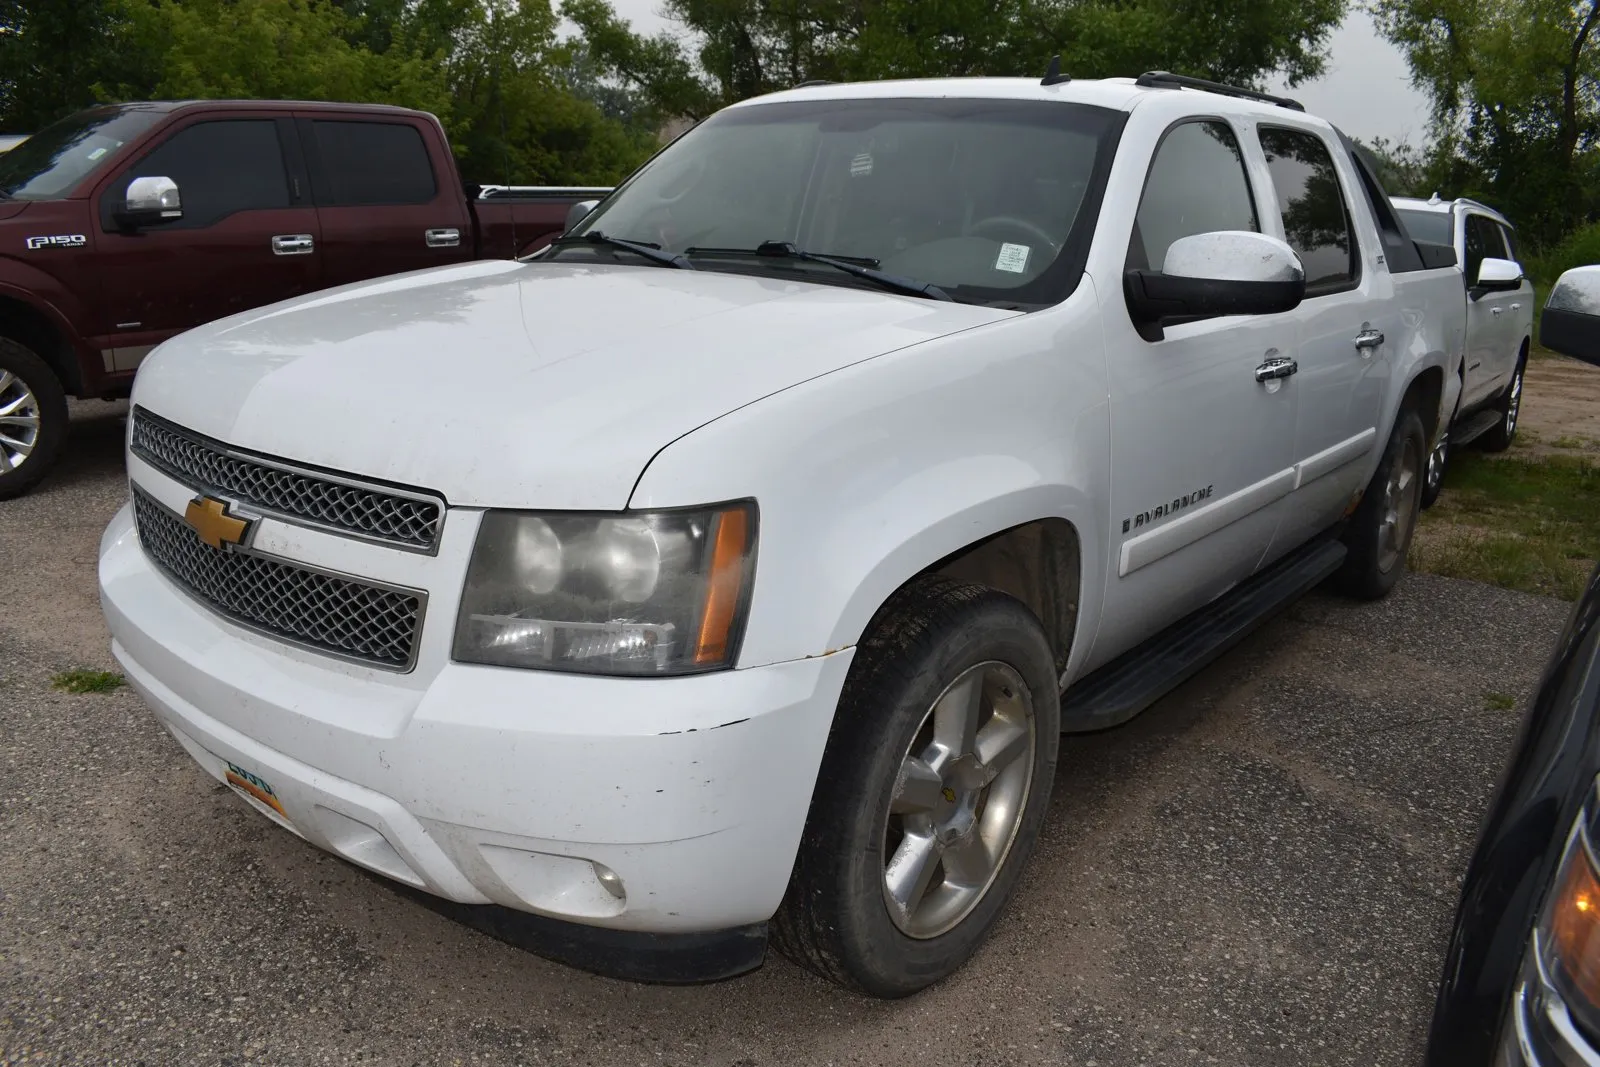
[99,70,1467,996]
[1391,195,1534,504]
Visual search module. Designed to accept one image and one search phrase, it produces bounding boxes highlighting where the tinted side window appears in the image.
[1258,127,1358,292]
[1129,120,1257,271]
[114,120,289,229]
[312,121,436,206]
[1464,214,1508,281]
[1499,222,1520,262]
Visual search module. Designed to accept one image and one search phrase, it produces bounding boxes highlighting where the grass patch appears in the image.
[51,669,126,694]
[1553,434,1593,450]
[1485,692,1517,711]
[1410,451,1600,600]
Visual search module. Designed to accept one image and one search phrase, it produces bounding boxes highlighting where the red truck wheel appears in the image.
[0,337,68,500]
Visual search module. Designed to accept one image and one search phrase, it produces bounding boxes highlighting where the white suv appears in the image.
[1392,195,1534,501]
[101,71,1467,996]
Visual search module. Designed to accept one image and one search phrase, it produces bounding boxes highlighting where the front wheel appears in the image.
[1338,408,1426,600]
[773,576,1060,997]
[1478,356,1526,453]
[1421,428,1449,509]
[0,337,68,501]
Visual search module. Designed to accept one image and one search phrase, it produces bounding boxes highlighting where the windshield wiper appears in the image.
[550,231,695,270]
[686,241,952,301]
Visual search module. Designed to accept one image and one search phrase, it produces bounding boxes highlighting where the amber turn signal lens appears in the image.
[1550,833,1600,1008]
[693,506,752,665]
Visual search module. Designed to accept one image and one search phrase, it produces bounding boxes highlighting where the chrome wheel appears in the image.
[1378,433,1421,574]
[1505,367,1523,437]
[1426,430,1448,496]
[0,369,42,474]
[882,661,1036,939]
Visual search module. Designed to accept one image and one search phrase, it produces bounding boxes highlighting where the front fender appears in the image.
[628,288,1111,677]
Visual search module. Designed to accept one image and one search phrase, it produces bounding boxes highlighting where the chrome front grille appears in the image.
[130,408,443,551]
[132,489,424,670]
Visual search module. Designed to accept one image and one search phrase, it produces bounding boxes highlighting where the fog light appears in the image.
[593,862,626,901]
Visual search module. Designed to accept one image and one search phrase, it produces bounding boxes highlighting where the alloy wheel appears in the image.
[881,661,1037,939]
[0,369,42,474]
[1378,434,1421,574]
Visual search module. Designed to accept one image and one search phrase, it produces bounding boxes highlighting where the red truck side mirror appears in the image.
[117,175,184,229]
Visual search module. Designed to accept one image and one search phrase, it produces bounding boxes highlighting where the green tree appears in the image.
[1376,0,1600,245]
[0,0,145,130]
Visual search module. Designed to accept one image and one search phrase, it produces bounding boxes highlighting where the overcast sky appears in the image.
[600,1,1434,147]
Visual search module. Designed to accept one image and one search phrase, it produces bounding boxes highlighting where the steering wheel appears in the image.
[647,156,706,206]
[967,216,1059,253]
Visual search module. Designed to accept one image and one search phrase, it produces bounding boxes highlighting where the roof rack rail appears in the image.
[794,79,834,88]
[1134,70,1304,112]
[1041,55,1071,86]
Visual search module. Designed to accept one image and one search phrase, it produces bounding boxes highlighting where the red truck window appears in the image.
[309,121,436,206]
[106,119,291,230]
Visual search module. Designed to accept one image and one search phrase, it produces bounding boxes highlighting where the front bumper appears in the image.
[99,502,854,943]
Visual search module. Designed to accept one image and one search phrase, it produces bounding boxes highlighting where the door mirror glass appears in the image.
[121,175,182,226]
[1476,256,1522,292]
[565,199,599,233]
[1125,230,1306,334]
[1541,265,1600,367]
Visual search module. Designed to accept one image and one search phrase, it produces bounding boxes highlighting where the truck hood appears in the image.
[132,259,1016,508]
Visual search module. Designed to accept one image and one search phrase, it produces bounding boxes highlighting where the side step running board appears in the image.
[1450,408,1504,447]
[1059,538,1348,732]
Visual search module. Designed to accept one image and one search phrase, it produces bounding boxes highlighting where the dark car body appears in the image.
[0,100,607,402]
[1425,277,1600,1064]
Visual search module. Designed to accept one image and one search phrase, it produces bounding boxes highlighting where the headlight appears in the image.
[1536,804,1600,1036]
[452,503,756,675]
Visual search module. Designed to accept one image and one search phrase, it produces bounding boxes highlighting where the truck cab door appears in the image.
[1462,212,1514,408]
[90,115,320,373]
[1252,123,1397,558]
[297,116,473,288]
[1090,117,1299,667]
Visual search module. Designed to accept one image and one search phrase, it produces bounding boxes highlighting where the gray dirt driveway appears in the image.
[0,401,1575,1067]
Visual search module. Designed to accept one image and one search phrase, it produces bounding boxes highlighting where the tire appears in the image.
[1338,407,1426,600]
[772,576,1061,997]
[1478,352,1526,453]
[0,337,68,501]
[1421,427,1448,510]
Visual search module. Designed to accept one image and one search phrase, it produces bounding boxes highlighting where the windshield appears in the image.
[1397,208,1453,247]
[553,97,1122,307]
[0,107,163,200]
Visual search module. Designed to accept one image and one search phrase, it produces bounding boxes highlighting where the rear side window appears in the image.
[311,121,436,206]
[1395,208,1452,247]
[112,119,290,229]
[1258,127,1358,293]
[1128,120,1258,272]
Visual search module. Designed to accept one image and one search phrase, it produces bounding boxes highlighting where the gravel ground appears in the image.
[0,402,1574,1066]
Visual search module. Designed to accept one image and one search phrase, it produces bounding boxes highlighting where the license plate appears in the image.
[224,760,291,824]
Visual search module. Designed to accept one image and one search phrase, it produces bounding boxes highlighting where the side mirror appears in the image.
[118,175,183,228]
[1474,256,1522,295]
[1541,265,1600,367]
[1124,231,1306,338]
[564,199,599,233]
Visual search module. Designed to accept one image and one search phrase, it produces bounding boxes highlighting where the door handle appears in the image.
[271,234,314,256]
[1354,328,1385,349]
[1255,356,1299,383]
[425,228,462,248]
[1511,302,1522,310]
[1492,306,1504,315]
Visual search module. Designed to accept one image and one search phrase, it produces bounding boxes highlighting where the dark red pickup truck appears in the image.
[0,99,609,497]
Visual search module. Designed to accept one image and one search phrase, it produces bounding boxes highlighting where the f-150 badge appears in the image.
[25,235,87,250]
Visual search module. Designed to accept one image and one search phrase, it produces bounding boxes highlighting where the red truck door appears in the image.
[90,115,321,371]
[296,115,472,287]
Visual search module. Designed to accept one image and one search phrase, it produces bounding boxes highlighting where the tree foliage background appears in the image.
[2,0,1347,186]
[6,0,1597,264]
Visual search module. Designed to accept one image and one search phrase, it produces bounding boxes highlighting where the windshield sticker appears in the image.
[850,153,874,178]
[86,147,108,161]
[995,242,1031,273]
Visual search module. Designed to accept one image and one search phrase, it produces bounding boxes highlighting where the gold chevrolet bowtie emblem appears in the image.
[184,496,250,550]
